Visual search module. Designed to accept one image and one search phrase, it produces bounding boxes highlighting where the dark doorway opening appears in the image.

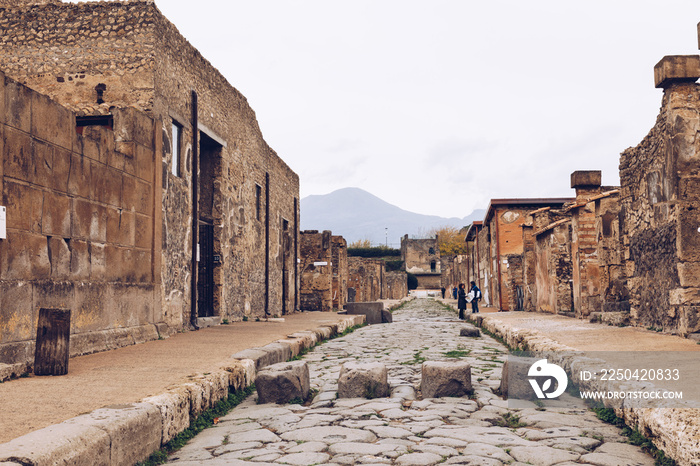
[196,132,223,319]
[282,218,290,315]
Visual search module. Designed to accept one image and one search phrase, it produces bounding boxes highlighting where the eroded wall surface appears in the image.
[620,83,700,335]
[0,71,160,365]
[299,231,332,312]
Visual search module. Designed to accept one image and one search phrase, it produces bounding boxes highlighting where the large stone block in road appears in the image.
[421,361,472,398]
[345,302,384,324]
[255,360,310,404]
[338,361,389,399]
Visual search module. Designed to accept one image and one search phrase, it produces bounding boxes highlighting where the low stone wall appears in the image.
[463,310,700,466]
[0,314,365,465]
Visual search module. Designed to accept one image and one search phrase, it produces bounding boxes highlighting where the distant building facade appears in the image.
[401,235,441,290]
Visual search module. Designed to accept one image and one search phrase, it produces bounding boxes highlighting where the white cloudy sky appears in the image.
[152,0,700,218]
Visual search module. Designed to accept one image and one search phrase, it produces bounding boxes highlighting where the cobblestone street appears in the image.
[167,298,655,465]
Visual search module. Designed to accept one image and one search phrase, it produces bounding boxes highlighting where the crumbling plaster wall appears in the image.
[620,82,700,335]
[0,70,161,366]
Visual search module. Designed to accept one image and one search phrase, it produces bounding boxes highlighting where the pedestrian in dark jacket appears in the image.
[457,283,467,320]
[470,281,481,313]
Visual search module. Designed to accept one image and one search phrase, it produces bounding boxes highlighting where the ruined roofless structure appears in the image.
[0,0,300,367]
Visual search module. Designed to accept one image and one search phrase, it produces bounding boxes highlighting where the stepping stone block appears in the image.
[421,361,472,398]
[338,362,389,399]
[499,357,537,400]
[255,360,310,404]
[345,302,384,325]
[460,327,480,337]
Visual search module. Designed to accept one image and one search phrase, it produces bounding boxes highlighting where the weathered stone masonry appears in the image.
[0,70,160,367]
[620,57,700,335]
[0,0,300,366]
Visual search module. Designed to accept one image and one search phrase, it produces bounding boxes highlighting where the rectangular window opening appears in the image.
[172,120,182,177]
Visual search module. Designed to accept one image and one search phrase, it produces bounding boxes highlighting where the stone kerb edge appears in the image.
[0,316,363,465]
[468,313,700,466]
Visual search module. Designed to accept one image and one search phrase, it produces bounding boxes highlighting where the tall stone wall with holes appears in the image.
[0,0,299,324]
[620,79,700,336]
[0,71,161,369]
[299,230,332,312]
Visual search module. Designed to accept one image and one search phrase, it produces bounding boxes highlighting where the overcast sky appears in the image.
[152,1,700,218]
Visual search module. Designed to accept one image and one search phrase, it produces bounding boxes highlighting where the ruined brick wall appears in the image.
[443,255,470,290]
[0,1,300,324]
[440,255,454,290]
[534,223,573,313]
[383,271,407,300]
[596,195,629,313]
[401,235,440,274]
[620,83,700,335]
[1,71,161,366]
[348,257,384,302]
[401,235,441,289]
[299,231,332,312]
[331,235,347,310]
[571,203,600,316]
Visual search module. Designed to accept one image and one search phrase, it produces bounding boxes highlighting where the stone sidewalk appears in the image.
[165,298,657,466]
[438,300,700,465]
[0,303,405,465]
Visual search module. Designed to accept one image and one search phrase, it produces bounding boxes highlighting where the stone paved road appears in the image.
[167,298,655,465]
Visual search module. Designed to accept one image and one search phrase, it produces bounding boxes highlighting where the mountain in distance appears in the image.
[300,187,486,247]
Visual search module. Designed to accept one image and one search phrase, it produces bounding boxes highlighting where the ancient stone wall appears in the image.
[331,235,347,310]
[441,254,469,291]
[347,257,384,303]
[0,1,300,324]
[620,82,700,335]
[0,70,161,366]
[400,235,441,290]
[534,222,573,314]
[595,194,629,314]
[383,271,407,300]
[299,231,332,312]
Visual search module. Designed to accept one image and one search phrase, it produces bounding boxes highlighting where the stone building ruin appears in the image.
[0,0,300,369]
[400,235,441,290]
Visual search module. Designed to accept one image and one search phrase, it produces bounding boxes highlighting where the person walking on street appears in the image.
[457,283,467,320]
[470,281,481,313]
